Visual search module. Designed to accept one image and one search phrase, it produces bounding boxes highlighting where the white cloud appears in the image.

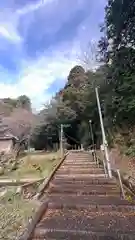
[0,0,82,111]
[0,24,22,43]
[0,0,100,112]
[16,0,55,16]
[0,0,82,45]
[0,43,79,110]
[0,6,22,44]
[0,36,98,111]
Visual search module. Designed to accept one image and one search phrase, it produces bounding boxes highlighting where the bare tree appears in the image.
[77,40,99,71]
[3,108,36,141]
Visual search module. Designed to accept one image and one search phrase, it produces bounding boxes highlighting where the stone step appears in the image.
[37,209,135,233]
[62,163,96,167]
[48,185,120,195]
[68,156,91,158]
[48,191,119,197]
[59,166,102,169]
[63,165,97,168]
[55,174,106,178]
[50,182,117,189]
[68,157,92,158]
[66,157,93,159]
[33,228,135,240]
[44,195,135,206]
[48,201,135,212]
[64,162,94,165]
[65,160,92,162]
[56,169,104,174]
[52,178,116,185]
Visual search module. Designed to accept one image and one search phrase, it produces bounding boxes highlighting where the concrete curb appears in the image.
[35,151,69,200]
[0,178,44,186]
[18,199,48,240]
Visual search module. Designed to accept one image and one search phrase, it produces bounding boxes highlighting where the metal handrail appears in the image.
[128,176,135,182]
[100,149,108,175]
[100,151,127,197]
[102,157,108,177]
[94,150,135,200]
[87,144,98,164]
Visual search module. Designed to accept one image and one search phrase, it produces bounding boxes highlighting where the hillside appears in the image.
[0,96,37,141]
[0,100,14,117]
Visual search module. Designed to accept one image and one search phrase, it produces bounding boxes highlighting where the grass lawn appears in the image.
[0,151,61,180]
[0,152,61,239]
[0,187,39,240]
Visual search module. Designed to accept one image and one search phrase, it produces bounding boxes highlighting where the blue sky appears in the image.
[0,0,106,111]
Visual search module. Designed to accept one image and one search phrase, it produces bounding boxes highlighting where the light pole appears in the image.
[89,120,94,150]
[95,87,112,178]
[60,124,64,159]
[89,120,96,162]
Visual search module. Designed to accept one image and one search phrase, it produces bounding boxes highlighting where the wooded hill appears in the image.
[33,0,135,156]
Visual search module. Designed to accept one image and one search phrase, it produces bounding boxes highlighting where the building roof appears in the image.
[0,139,12,153]
[0,117,19,140]
[0,135,18,141]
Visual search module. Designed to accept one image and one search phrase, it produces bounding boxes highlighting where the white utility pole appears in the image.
[95,87,112,178]
[60,124,64,158]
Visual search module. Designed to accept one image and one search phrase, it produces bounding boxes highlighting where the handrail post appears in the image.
[100,145,108,177]
[117,169,126,199]
[102,154,108,177]
[91,148,95,162]
[89,120,97,163]
[94,144,98,164]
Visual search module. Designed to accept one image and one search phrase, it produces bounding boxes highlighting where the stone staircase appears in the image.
[31,151,135,239]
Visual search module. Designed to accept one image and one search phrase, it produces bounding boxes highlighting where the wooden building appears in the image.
[0,117,18,155]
